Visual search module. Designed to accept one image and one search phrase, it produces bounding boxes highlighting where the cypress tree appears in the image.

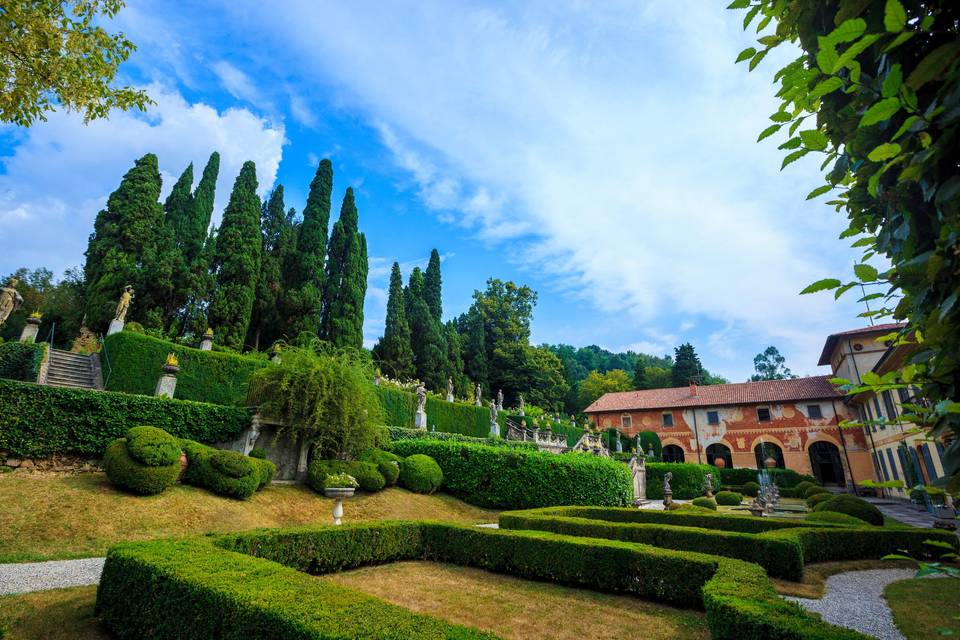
[444,320,467,396]
[287,159,332,338]
[373,262,414,379]
[188,152,220,264]
[461,307,489,392]
[207,161,262,350]
[424,248,442,323]
[320,187,367,348]
[407,288,446,390]
[672,342,704,387]
[163,163,195,247]
[247,186,294,350]
[83,153,164,331]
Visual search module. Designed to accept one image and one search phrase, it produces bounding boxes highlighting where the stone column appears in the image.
[19,317,41,343]
[155,364,178,398]
[489,419,500,438]
[107,318,124,335]
[415,409,428,430]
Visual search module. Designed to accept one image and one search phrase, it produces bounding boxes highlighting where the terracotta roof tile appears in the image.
[584,376,842,413]
[817,322,906,366]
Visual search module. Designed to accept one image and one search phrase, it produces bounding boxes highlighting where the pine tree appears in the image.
[83,153,165,331]
[444,320,467,396]
[320,187,367,348]
[287,159,332,338]
[247,186,295,350]
[461,306,488,392]
[633,359,650,390]
[672,342,704,387]
[174,152,220,336]
[207,161,262,350]
[424,248,442,323]
[406,284,446,390]
[373,262,415,379]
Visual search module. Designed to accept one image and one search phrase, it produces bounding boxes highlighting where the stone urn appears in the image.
[162,363,180,375]
[324,487,356,525]
[714,458,726,469]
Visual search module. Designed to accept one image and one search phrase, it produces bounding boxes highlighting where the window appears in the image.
[922,444,940,480]
[706,410,720,425]
[661,413,673,427]
[878,451,890,481]
[872,452,882,480]
[882,391,898,421]
[756,407,771,422]
[807,404,823,419]
[873,396,885,421]
[897,387,911,403]
[620,414,632,429]
[885,448,900,480]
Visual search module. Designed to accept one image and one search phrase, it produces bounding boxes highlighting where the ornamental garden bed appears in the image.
[97,520,873,639]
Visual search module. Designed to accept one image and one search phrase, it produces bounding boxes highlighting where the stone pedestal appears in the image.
[107,319,124,336]
[155,373,177,398]
[415,410,428,430]
[200,336,213,351]
[446,392,454,402]
[19,319,40,343]
[663,490,673,508]
[489,421,500,438]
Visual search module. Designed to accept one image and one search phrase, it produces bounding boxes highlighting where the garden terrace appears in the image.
[96,520,870,639]
[498,506,958,581]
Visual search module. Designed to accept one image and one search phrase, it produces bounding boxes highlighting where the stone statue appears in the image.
[518,394,525,416]
[0,278,23,327]
[114,285,134,322]
[663,472,673,494]
[629,456,646,506]
[704,473,714,498]
[496,388,504,410]
[446,377,454,402]
[474,383,482,406]
[415,383,427,414]
[489,401,498,424]
[615,431,622,453]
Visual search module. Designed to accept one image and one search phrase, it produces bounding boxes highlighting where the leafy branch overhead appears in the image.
[729,0,960,489]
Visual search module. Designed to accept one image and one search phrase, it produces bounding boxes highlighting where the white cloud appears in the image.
[0,84,286,277]
[210,60,268,109]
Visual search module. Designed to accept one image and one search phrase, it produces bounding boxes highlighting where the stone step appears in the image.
[47,368,92,379]
[47,372,94,383]
[50,350,91,360]
[46,380,97,390]
[48,362,91,371]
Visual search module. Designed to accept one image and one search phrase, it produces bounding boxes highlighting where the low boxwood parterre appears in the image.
[95,521,869,640]
[389,439,631,509]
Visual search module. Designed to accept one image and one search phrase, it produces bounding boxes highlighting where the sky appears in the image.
[0,1,875,382]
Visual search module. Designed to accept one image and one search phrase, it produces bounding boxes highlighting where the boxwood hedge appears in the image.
[717,467,816,488]
[0,341,46,382]
[180,440,263,500]
[387,426,536,450]
[645,462,715,500]
[103,438,179,496]
[0,379,251,458]
[389,439,631,509]
[399,454,443,494]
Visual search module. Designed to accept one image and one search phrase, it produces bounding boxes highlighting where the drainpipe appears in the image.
[831,398,856,493]
[691,409,703,464]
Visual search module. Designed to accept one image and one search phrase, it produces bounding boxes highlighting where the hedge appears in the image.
[715,491,743,506]
[307,459,386,493]
[180,439,263,500]
[359,448,402,485]
[387,426,537,450]
[717,467,817,488]
[0,341,46,382]
[812,495,884,526]
[691,497,718,511]
[0,379,252,458]
[103,331,268,405]
[399,454,443,494]
[390,439,631,509]
[103,438,179,496]
[97,521,869,640]
[645,462,715,500]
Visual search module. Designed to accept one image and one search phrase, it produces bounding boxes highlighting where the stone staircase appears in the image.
[45,349,101,390]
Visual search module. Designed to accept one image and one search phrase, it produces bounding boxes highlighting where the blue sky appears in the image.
[0,1,873,382]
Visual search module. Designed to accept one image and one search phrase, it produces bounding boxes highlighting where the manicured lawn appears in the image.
[325,560,710,640]
[0,586,105,640]
[771,559,916,598]
[886,577,960,640]
[0,472,498,562]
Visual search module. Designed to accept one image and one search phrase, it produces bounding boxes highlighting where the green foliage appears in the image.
[286,159,332,338]
[359,448,401,485]
[103,331,267,405]
[0,267,84,347]
[692,497,718,510]
[672,343,704,386]
[807,492,835,509]
[373,263,415,380]
[646,462,716,500]
[252,457,276,489]
[0,341,46,382]
[813,494,884,526]
[732,0,960,491]
[248,448,266,459]
[208,161,262,350]
[715,490,743,506]
[0,0,152,127]
[180,439,261,500]
[577,369,634,410]
[399,454,443,494]
[717,466,816,488]
[376,385,500,438]
[306,459,386,493]
[320,188,367,349]
[103,438,179,496]
[124,425,180,466]
[406,277,447,391]
[391,439,632,509]
[751,345,796,381]
[386,426,536,450]
[247,186,297,350]
[247,342,386,459]
[741,481,761,497]
[806,485,830,498]
[805,511,869,526]
[794,480,817,496]
[424,249,443,323]
[0,378,250,458]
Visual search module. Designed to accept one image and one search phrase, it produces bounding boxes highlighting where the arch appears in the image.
[754,441,785,469]
[705,442,733,469]
[808,441,844,485]
[662,444,685,463]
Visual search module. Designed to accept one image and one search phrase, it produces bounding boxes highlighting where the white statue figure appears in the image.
[615,431,622,453]
[114,285,134,323]
[0,278,24,327]
[496,388,504,411]
[704,473,714,498]
[474,383,482,406]
[518,394,525,416]
[629,456,646,505]
[446,377,454,402]
[416,383,427,414]
[663,472,673,494]
[489,400,498,424]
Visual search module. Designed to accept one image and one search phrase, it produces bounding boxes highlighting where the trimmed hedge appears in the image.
[399,454,443,494]
[717,467,817,488]
[359,448,402,485]
[252,457,276,489]
[741,481,760,497]
[645,462,715,500]
[387,426,537,450]
[103,331,268,405]
[812,495,884,526]
[807,492,834,509]
[180,440,262,500]
[715,491,743,506]
[805,485,830,499]
[307,459,386,493]
[103,438,179,496]
[692,497,718,510]
[804,511,868,526]
[0,379,252,458]
[390,439,631,509]
[97,521,870,640]
[377,386,495,438]
[0,341,46,382]
[125,426,180,466]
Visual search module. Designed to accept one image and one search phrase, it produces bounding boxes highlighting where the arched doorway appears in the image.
[809,441,844,485]
[706,443,733,469]
[662,444,685,463]
[754,441,785,469]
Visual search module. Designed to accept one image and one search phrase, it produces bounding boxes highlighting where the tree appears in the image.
[287,159,332,338]
[208,161,262,350]
[83,153,164,331]
[373,262,414,380]
[577,369,634,411]
[175,152,220,336]
[751,346,796,381]
[646,366,674,389]
[672,343,704,387]
[424,249,442,323]
[247,186,296,350]
[633,359,649,390]
[460,306,488,392]
[404,267,446,389]
[443,320,468,397]
[320,188,368,349]
[0,267,84,346]
[0,0,152,127]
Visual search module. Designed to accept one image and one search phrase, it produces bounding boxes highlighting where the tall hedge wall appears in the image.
[0,341,46,382]
[645,462,716,500]
[718,467,817,488]
[102,331,268,406]
[376,386,496,438]
[0,379,251,458]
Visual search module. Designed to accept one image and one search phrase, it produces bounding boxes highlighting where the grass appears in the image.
[0,472,498,562]
[0,586,106,640]
[885,577,960,640]
[771,559,917,598]
[324,560,709,640]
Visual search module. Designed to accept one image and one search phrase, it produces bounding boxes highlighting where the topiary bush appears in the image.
[248,448,266,459]
[645,462,716,500]
[813,495,884,526]
[125,426,181,467]
[741,481,760,497]
[103,438,180,496]
[804,511,869,527]
[399,454,443,494]
[359,449,401,486]
[715,491,743,506]
[807,492,834,509]
[307,460,386,493]
[793,480,817,496]
[180,440,261,500]
[251,457,276,490]
[691,497,718,510]
[805,485,830,499]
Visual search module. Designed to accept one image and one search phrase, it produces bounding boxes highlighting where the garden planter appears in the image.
[324,487,355,525]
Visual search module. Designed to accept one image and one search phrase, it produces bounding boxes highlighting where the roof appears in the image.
[817,322,906,366]
[583,376,842,413]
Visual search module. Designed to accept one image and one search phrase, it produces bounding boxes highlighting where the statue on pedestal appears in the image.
[414,383,428,429]
[474,383,482,406]
[115,285,134,322]
[496,388,504,411]
[518,394,525,416]
[629,456,647,506]
[704,473,714,498]
[446,377,454,402]
[0,278,24,327]
[489,401,500,438]
[662,471,674,507]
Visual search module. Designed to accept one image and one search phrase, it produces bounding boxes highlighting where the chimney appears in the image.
[689,382,698,397]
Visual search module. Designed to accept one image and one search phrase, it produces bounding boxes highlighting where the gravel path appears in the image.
[786,568,914,640]
[0,558,105,596]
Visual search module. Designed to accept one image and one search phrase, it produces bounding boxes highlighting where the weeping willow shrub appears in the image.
[246,341,386,459]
